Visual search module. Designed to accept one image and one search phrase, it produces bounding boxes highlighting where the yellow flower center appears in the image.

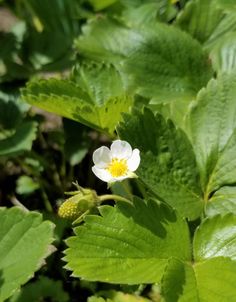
[107,158,128,178]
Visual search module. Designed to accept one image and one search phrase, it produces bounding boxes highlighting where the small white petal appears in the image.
[112,175,129,182]
[92,166,112,182]
[110,140,132,159]
[93,146,111,168]
[127,149,140,172]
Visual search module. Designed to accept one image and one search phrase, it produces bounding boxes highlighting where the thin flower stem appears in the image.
[10,196,29,212]
[98,194,131,204]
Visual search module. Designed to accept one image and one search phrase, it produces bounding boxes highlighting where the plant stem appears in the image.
[98,194,131,204]
[10,196,29,212]
[40,188,53,212]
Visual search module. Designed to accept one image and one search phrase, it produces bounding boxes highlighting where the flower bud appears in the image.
[58,187,98,222]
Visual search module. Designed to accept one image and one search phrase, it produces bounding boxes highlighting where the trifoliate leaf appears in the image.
[118,108,203,220]
[21,78,133,135]
[64,197,191,284]
[193,214,236,261]
[188,73,236,198]
[74,17,212,103]
[0,207,55,301]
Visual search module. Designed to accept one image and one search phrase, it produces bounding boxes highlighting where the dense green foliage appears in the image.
[1,0,236,301]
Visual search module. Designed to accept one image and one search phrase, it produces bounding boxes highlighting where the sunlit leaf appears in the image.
[161,258,236,302]
[175,0,224,44]
[206,186,236,216]
[0,207,55,301]
[64,197,191,284]
[209,31,236,73]
[123,22,213,103]
[194,214,236,261]
[21,78,133,135]
[188,73,236,197]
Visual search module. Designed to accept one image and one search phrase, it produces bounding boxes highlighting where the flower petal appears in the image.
[92,166,112,182]
[110,140,132,159]
[112,175,129,182]
[92,146,111,168]
[127,149,140,172]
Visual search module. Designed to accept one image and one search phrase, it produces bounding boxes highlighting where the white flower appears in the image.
[92,140,140,183]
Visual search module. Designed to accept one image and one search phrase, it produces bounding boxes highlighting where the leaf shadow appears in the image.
[117,197,177,238]
[0,270,4,297]
[163,258,187,302]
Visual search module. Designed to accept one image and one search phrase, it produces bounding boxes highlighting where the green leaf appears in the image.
[76,17,212,103]
[206,186,236,216]
[118,108,203,220]
[193,214,236,261]
[175,0,224,44]
[9,276,69,302]
[176,0,236,61]
[161,257,236,302]
[123,22,213,103]
[72,61,124,106]
[206,11,236,49]
[122,2,177,27]
[19,0,80,34]
[194,257,236,301]
[88,0,118,11]
[161,259,198,302]
[0,207,55,301]
[122,3,160,27]
[21,78,133,135]
[75,17,142,63]
[147,98,192,130]
[188,73,236,197]
[64,197,191,284]
[209,31,236,73]
[0,121,38,157]
[22,28,74,72]
[0,32,16,61]
[0,99,22,132]
[16,175,40,195]
[215,0,236,11]
[0,32,30,82]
